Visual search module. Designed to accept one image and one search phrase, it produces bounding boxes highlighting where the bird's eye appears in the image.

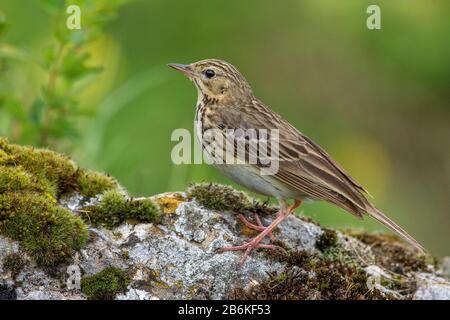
[205,69,215,78]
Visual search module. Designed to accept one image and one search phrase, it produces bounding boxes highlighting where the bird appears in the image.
[168,58,426,266]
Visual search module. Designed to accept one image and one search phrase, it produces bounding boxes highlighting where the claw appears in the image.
[219,238,286,266]
[218,199,302,267]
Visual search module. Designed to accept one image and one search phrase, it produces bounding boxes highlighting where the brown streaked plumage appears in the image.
[168,59,426,266]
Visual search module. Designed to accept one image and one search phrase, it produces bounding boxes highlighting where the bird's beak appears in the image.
[167,63,195,78]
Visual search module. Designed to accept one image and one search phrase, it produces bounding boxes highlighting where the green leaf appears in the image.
[62,50,103,81]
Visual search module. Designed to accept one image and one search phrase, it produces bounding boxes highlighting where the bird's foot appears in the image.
[238,213,276,241]
[219,200,301,267]
[218,238,286,267]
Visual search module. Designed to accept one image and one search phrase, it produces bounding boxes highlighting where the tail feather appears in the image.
[366,207,426,254]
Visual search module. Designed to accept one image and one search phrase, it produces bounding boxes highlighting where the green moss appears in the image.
[187,183,251,212]
[0,137,116,198]
[348,230,429,274]
[0,193,88,267]
[235,229,431,299]
[2,253,25,278]
[6,143,81,197]
[231,250,394,300]
[82,190,161,228]
[0,149,14,165]
[316,228,338,252]
[187,183,277,215]
[0,138,12,155]
[81,267,130,300]
[0,137,117,266]
[0,166,55,196]
[236,229,432,299]
[77,171,118,198]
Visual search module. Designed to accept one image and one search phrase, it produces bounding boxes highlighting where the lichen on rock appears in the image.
[0,139,448,300]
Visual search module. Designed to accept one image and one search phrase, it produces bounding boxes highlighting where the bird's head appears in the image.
[168,59,253,103]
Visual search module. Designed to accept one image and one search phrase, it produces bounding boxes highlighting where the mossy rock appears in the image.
[315,228,339,252]
[0,192,88,267]
[232,227,434,300]
[81,190,161,228]
[232,250,392,300]
[0,137,158,267]
[187,182,277,215]
[0,137,163,267]
[77,172,119,198]
[348,230,430,274]
[0,137,117,198]
[0,166,55,195]
[81,267,131,300]
[2,253,26,278]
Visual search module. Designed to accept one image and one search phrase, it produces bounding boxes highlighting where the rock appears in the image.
[0,190,448,300]
[413,273,450,300]
[364,265,403,299]
[441,257,450,278]
[116,288,158,300]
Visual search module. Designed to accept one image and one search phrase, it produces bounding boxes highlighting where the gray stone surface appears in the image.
[413,273,450,300]
[0,192,449,300]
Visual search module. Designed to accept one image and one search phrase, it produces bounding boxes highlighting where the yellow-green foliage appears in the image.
[0,137,117,266]
[187,183,277,215]
[83,190,160,228]
[81,267,131,300]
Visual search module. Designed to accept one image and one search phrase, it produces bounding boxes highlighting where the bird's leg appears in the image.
[219,199,302,266]
[254,214,277,241]
[237,213,276,241]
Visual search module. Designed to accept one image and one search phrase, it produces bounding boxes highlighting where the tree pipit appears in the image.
[168,59,426,266]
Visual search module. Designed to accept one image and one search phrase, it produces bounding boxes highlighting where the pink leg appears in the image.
[254,214,276,242]
[219,242,285,252]
[238,214,276,241]
[219,199,302,266]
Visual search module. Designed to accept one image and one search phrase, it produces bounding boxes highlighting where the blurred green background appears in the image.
[1,0,449,256]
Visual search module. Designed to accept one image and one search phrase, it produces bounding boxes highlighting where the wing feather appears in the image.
[206,99,425,252]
